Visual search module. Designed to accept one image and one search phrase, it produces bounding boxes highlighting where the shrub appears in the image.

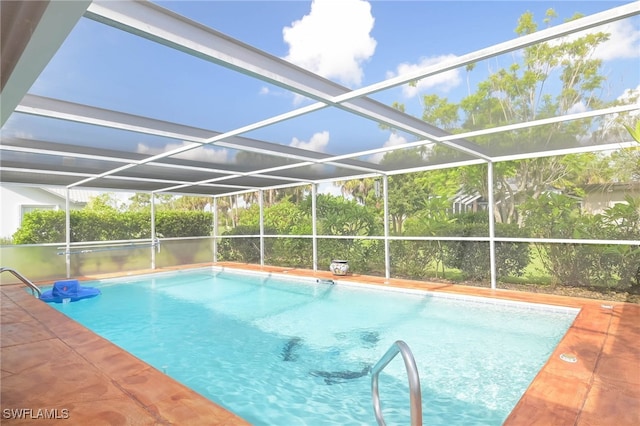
[440,214,530,281]
[521,193,640,288]
[12,210,212,244]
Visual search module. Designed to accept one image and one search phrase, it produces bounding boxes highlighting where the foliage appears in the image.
[267,237,313,268]
[599,196,640,288]
[12,209,212,244]
[384,9,632,227]
[396,210,531,281]
[521,193,640,287]
[126,193,207,212]
[216,225,265,264]
[311,194,381,236]
[625,121,640,142]
[440,213,530,281]
[155,211,212,238]
[70,210,149,241]
[390,240,438,280]
[382,166,462,235]
[239,199,312,235]
[12,210,67,244]
[218,194,382,273]
[171,196,212,211]
[402,197,456,277]
[85,193,121,212]
[334,177,381,208]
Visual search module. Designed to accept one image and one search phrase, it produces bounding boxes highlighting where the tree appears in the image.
[335,177,379,206]
[404,9,631,224]
[173,195,211,211]
[85,193,120,212]
[127,193,175,212]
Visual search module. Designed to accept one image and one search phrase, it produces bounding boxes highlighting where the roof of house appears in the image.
[41,188,103,204]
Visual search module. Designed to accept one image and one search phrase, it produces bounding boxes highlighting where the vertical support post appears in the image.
[259,190,264,267]
[487,161,497,289]
[235,194,239,228]
[65,187,71,278]
[151,192,157,270]
[312,183,318,271]
[212,196,218,263]
[383,175,390,280]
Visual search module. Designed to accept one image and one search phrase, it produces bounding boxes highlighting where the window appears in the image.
[20,204,57,225]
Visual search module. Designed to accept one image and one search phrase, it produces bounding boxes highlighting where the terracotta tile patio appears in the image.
[1,262,638,424]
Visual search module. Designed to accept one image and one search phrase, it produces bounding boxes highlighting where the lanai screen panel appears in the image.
[0,170,88,188]
[25,15,308,132]
[2,111,196,156]
[468,112,639,160]
[1,1,638,196]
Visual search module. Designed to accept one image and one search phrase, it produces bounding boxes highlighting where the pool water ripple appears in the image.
[51,269,577,425]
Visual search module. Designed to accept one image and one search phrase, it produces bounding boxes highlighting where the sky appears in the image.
[12,0,640,164]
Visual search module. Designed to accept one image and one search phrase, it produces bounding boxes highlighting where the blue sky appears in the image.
[19,0,640,162]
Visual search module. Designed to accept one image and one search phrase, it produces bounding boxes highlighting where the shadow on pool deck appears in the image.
[1,262,638,425]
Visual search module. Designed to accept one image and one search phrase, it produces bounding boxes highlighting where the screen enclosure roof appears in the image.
[1,0,639,198]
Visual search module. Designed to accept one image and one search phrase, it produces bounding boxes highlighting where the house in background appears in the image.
[451,191,488,214]
[581,182,640,215]
[0,185,98,241]
[450,181,640,218]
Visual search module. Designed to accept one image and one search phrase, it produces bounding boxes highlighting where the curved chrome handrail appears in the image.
[371,340,422,426]
[0,267,42,297]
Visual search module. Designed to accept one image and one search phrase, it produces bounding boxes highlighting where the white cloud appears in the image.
[387,55,461,98]
[551,19,640,61]
[259,86,270,95]
[283,0,376,87]
[137,141,230,163]
[290,131,330,152]
[368,132,407,163]
[617,84,640,104]
[567,101,587,115]
[592,20,640,61]
[592,85,639,141]
[12,129,35,139]
[318,181,344,196]
[616,84,640,120]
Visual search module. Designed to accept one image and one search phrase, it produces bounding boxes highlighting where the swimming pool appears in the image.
[49,268,578,425]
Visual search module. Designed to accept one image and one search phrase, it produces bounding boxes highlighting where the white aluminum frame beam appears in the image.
[3,1,638,198]
[0,0,92,126]
[84,0,639,163]
[14,95,387,189]
[84,0,491,159]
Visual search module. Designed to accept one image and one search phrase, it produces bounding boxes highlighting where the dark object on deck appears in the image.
[282,337,303,361]
[40,279,101,303]
[310,364,372,385]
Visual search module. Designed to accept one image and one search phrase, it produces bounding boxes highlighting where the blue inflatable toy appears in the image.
[40,279,101,303]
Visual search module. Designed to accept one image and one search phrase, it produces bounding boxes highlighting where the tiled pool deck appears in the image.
[1,262,638,425]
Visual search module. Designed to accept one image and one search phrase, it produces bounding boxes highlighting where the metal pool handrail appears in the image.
[371,340,422,426]
[0,267,42,298]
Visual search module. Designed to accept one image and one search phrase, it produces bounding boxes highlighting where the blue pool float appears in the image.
[40,279,101,303]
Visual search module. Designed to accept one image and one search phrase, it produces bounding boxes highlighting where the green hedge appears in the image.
[12,210,213,244]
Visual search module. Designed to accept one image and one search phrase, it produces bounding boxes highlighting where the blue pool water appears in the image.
[49,268,577,425]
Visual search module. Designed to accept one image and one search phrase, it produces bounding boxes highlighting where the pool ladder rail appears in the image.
[0,267,42,298]
[371,340,423,426]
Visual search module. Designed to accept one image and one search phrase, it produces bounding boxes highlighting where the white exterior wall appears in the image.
[0,185,75,240]
[583,186,640,215]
